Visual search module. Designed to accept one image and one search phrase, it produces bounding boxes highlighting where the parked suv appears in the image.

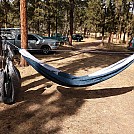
[72,34,83,42]
[127,37,134,50]
[43,33,69,45]
[4,33,60,54]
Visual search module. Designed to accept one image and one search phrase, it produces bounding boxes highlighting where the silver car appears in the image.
[4,33,60,54]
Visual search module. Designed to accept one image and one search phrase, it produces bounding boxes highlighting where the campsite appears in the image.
[0,38,134,134]
[0,0,134,133]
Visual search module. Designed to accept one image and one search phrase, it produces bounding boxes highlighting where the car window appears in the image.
[17,34,38,41]
[36,34,43,40]
[28,35,38,41]
[131,38,134,43]
[56,33,61,37]
[52,33,61,37]
[17,34,21,40]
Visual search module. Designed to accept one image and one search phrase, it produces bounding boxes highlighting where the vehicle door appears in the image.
[28,35,39,49]
[132,38,134,47]
[15,34,21,47]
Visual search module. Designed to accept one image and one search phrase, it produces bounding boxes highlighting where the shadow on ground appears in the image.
[0,40,133,133]
[0,87,85,133]
[57,86,134,99]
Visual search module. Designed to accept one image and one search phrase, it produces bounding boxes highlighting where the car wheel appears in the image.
[78,39,81,42]
[65,41,69,45]
[60,41,64,45]
[41,46,51,54]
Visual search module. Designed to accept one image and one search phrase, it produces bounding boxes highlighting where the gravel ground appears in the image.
[0,38,134,134]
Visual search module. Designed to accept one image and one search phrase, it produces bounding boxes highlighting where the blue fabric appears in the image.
[19,49,134,87]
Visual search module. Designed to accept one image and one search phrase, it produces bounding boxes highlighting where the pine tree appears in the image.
[20,0,28,66]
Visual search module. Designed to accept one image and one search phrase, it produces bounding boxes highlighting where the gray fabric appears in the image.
[7,45,15,59]
[0,43,21,104]
[7,59,21,91]
[2,58,21,104]
[0,70,4,101]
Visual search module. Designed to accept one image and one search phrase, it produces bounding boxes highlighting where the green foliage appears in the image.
[0,0,134,38]
[74,0,88,32]
[85,0,134,40]
[105,0,117,33]
[86,0,102,32]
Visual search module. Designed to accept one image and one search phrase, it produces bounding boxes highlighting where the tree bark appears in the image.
[55,0,58,34]
[116,33,120,43]
[123,32,126,43]
[119,31,122,43]
[0,26,2,56]
[108,32,114,43]
[0,27,2,69]
[108,32,112,43]
[84,27,87,37]
[20,0,28,66]
[46,0,51,37]
[102,26,104,44]
[69,0,74,46]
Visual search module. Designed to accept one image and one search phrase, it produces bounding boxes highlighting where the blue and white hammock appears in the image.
[18,49,134,87]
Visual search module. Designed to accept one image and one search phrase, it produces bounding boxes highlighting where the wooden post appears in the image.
[20,0,28,66]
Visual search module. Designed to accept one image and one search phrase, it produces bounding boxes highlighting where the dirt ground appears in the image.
[0,38,134,134]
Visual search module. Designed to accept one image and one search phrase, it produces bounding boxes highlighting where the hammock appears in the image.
[18,48,134,87]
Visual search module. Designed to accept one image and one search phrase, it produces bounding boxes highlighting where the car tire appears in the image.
[41,46,51,54]
[78,38,81,42]
[60,41,64,45]
[65,41,69,45]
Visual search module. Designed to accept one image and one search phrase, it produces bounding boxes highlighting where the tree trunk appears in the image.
[95,32,97,38]
[119,31,122,43]
[69,0,74,46]
[55,0,58,34]
[126,24,130,45]
[48,20,51,37]
[108,32,112,43]
[0,27,2,68]
[108,32,114,43]
[102,26,104,45]
[0,27,2,56]
[101,15,105,45]
[20,0,28,66]
[126,32,129,45]
[84,27,87,37]
[46,1,51,37]
[116,33,120,43]
[56,15,58,34]
[37,19,40,34]
[123,32,126,43]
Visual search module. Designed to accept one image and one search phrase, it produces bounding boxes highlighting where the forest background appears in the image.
[0,0,134,45]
